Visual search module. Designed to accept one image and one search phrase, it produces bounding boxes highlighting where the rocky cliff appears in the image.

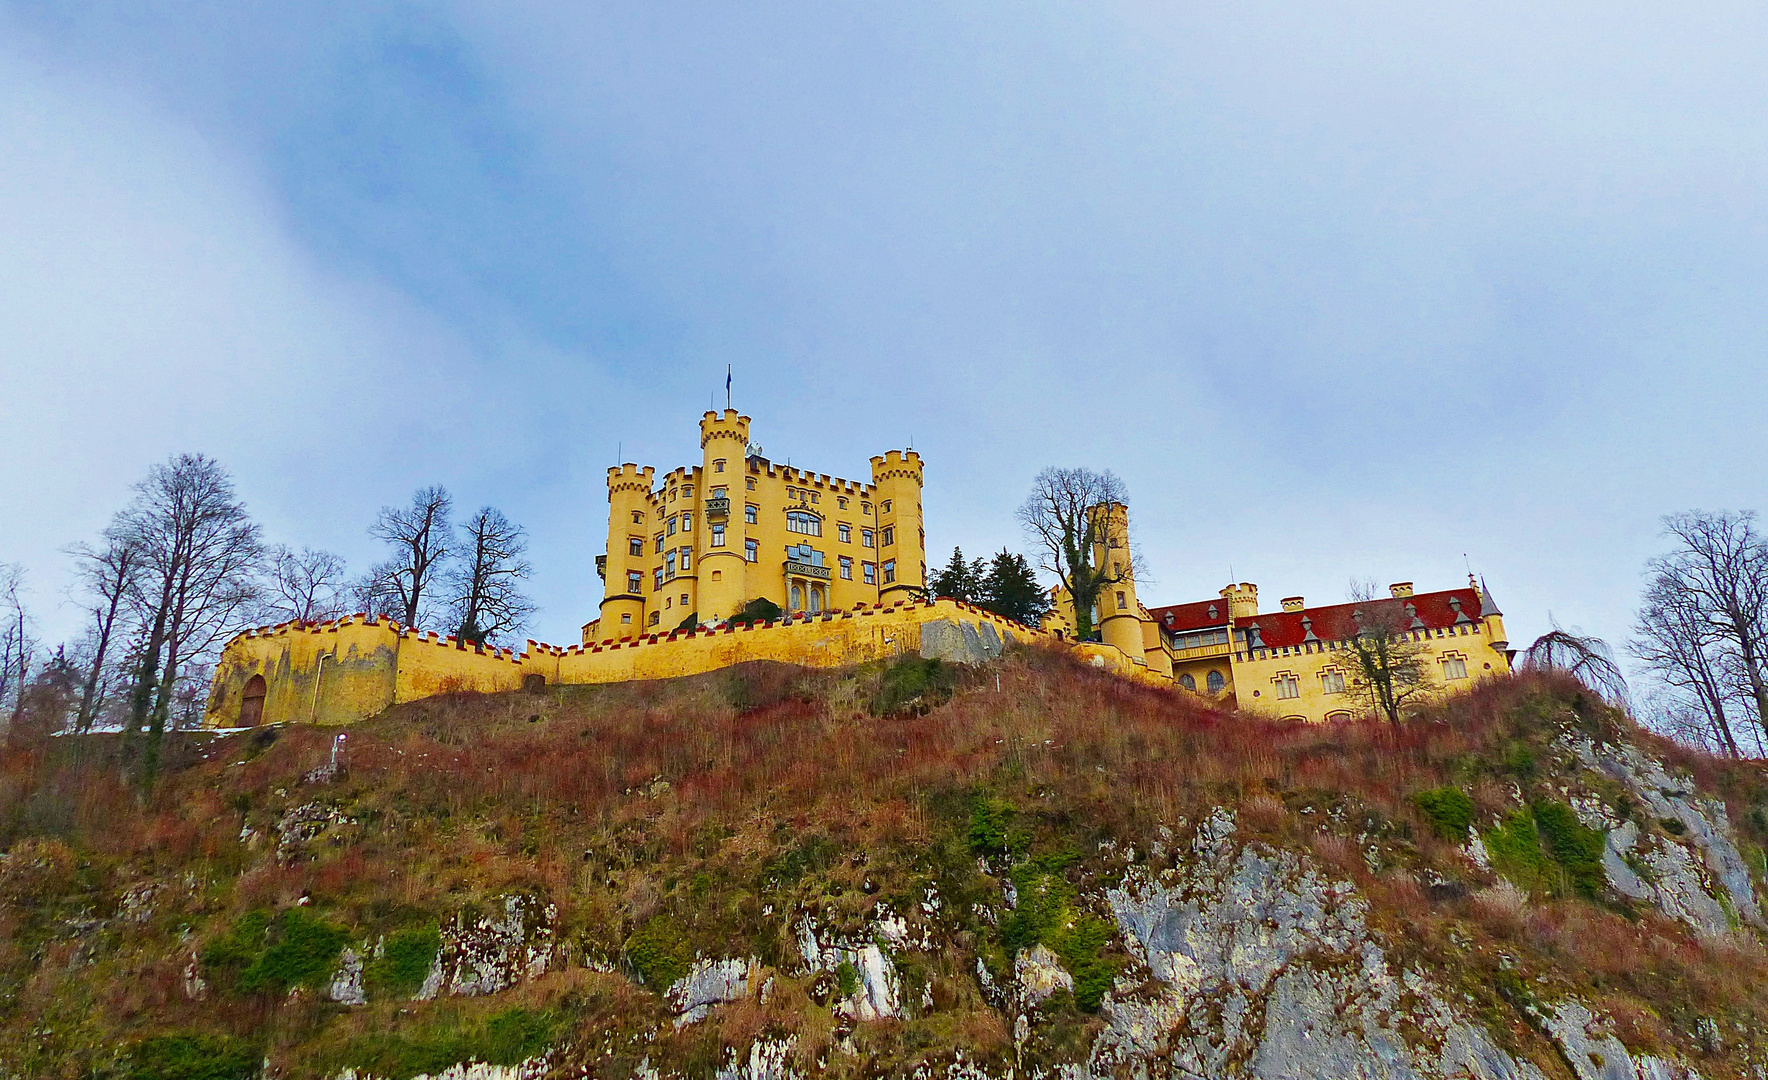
[2,649,1766,1079]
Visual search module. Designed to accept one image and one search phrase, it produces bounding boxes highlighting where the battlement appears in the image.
[700,409,752,449]
[870,449,924,484]
[608,463,657,496]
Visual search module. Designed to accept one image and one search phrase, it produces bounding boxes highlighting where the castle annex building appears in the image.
[586,410,927,642]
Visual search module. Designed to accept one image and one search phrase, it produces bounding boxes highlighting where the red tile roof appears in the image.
[1233,588,1485,649]
[1148,598,1233,632]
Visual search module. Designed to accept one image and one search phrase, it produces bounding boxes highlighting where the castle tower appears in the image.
[869,450,925,602]
[1220,582,1259,620]
[601,464,655,639]
[699,410,751,624]
[1093,501,1146,661]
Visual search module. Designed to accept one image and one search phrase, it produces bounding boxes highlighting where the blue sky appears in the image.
[3,2,1766,673]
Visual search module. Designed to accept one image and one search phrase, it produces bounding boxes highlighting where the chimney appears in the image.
[1281,596,1305,612]
[1388,582,1414,599]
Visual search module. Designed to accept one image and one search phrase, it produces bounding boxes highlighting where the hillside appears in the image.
[3,645,1768,1079]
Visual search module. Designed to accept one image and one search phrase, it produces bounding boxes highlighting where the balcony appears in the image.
[784,558,831,581]
[705,496,730,519]
[594,554,607,580]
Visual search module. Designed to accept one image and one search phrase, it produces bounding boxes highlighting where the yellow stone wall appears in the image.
[208,600,1152,729]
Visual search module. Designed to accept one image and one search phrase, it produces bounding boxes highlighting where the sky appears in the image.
[2,1,1766,683]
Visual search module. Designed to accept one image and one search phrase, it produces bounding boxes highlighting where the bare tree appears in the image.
[263,545,350,623]
[1633,576,1744,757]
[1523,623,1630,703]
[1341,580,1433,729]
[0,564,35,719]
[448,506,535,645]
[1017,467,1137,640]
[66,530,141,733]
[116,453,264,783]
[356,486,453,630]
[1644,511,1768,737]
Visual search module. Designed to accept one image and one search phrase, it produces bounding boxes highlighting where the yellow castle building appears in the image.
[584,410,927,642]
[201,407,1513,729]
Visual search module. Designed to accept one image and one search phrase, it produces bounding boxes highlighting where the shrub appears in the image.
[1532,801,1606,898]
[729,598,783,626]
[203,908,350,997]
[126,1034,259,1080]
[1054,913,1117,1012]
[873,655,958,716]
[835,960,860,999]
[1413,787,1475,841]
[364,922,441,998]
[1483,811,1548,893]
[624,915,691,991]
[968,794,1014,855]
[337,1007,557,1080]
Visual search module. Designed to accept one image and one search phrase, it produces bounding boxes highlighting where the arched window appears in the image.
[1205,670,1226,694]
[240,674,267,726]
[786,510,822,536]
[790,584,803,611]
[1179,673,1197,692]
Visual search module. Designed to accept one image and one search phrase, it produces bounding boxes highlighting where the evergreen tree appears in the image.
[979,551,1052,627]
[930,547,985,603]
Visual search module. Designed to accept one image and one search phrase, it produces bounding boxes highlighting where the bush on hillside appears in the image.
[872,655,958,716]
[624,915,691,991]
[201,908,349,997]
[336,1007,557,1080]
[126,1033,259,1080]
[1413,786,1475,841]
[364,922,441,998]
[728,598,783,626]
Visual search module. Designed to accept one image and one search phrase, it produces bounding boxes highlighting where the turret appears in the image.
[1220,582,1259,620]
[1092,502,1147,663]
[1476,574,1511,670]
[869,450,925,602]
[601,463,655,639]
[698,410,752,623]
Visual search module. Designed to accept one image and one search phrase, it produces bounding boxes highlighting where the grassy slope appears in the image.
[2,646,1767,1078]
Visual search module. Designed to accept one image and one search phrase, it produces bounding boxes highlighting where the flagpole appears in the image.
[726,364,732,411]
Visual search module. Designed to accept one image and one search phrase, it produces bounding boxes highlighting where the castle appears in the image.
[203,410,1510,728]
[585,410,927,642]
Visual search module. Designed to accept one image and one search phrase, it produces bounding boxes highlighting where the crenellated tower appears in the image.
[1092,501,1146,661]
[601,463,656,639]
[869,450,925,602]
[698,410,752,624]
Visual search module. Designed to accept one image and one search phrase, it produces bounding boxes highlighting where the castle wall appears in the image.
[206,600,1117,729]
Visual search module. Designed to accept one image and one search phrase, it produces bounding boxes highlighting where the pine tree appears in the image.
[979,551,1051,627]
[930,547,984,603]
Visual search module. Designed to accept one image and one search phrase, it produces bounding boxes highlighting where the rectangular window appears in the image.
[711,523,726,547]
[682,513,692,532]
[628,536,644,557]
[881,526,894,547]
[1116,590,1127,610]
[665,550,677,577]
[680,593,689,606]
[1321,670,1346,694]
[863,562,876,585]
[714,459,725,473]
[861,501,871,515]
[838,523,851,543]
[667,516,677,536]
[1274,674,1300,700]
[862,528,875,548]
[883,559,896,584]
[654,534,664,554]
[680,550,691,573]
[1442,655,1469,680]
[745,539,759,563]
[745,504,758,524]
[654,568,664,591]
[881,499,892,513]
[839,556,853,579]
[747,478,756,490]
[683,486,692,498]
[627,571,643,593]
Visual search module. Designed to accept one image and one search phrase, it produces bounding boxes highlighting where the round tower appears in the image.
[699,410,751,624]
[1093,502,1146,661]
[601,463,655,639]
[869,450,925,603]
